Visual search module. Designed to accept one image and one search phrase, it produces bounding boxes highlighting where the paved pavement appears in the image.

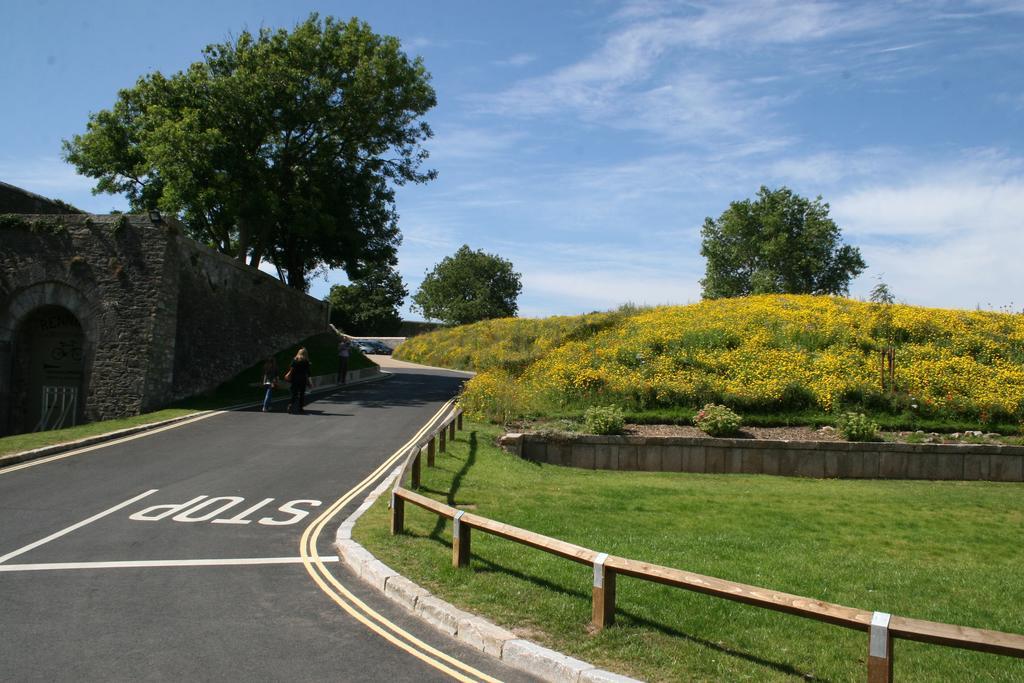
[0,364,538,682]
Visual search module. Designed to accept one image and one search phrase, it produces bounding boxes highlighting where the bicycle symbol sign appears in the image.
[50,339,83,363]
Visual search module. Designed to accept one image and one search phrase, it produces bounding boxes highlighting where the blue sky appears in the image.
[3,1,1023,318]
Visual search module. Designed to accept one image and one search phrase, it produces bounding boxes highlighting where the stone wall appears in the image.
[0,212,328,434]
[499,433,1024,483]
[0,215,173,430]
[168,235,327,401]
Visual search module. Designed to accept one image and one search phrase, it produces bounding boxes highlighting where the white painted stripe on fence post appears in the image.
[453,510,466,541]
[870,611,892,658]
[593,552,609,588]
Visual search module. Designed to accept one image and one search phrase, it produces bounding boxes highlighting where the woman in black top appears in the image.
[288,347,312,414]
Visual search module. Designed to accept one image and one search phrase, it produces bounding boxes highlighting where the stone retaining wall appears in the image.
[169,233,328,402]
[0,212,328,434]
[498,433,1024,482]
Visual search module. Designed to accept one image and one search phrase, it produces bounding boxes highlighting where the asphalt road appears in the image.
[0,364,540,682]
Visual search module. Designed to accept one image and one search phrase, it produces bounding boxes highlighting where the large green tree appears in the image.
[63,14,436,291]
[412,245,522,325]
[700,186,865,299]
[328,265,407,335]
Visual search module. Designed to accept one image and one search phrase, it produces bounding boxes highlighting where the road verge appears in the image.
[335,469,642,683]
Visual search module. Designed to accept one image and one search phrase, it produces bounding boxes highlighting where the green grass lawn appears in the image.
[354,420,1024,682]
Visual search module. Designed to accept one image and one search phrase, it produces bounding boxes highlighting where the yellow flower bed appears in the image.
[398,295,1024,421]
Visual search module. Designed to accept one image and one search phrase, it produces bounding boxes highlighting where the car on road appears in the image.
[355,340,392,355]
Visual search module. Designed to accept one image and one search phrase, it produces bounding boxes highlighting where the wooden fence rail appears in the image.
[387,408,1024,681]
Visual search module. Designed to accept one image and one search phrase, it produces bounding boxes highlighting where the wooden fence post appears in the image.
[411,451,421,490]
[868,612,893,683]
[439,426,447,453]
[449,420,456,441]
[592,553,616,630]
[390,492,405,535]
[457,412,463,430]
[427,436,436,466]
[452,510,471,568]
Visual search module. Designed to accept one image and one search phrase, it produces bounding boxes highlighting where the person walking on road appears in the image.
[336,335,352,384]
[287,347,312,414]
[261,356,278,412]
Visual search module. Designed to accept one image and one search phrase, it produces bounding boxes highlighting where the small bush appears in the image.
[694,403,742,437]
[584,405,625,435]
[836,412,881,441]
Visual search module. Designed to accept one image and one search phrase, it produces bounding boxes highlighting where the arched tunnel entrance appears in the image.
[9,305,86,434]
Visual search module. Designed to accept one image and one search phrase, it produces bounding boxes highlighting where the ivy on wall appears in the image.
[0,213,69,236]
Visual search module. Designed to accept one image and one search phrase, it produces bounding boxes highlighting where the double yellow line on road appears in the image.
[299,401,501,683]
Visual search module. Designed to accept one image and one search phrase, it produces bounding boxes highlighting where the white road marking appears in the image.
[0,412,225,474]
[0,556,340,572]
[0,489,159,565]
[129,495,323,525]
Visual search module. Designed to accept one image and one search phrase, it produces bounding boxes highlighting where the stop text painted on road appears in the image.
[129,495,322,526]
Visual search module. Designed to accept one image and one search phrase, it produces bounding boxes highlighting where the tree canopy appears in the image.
[699,186,865,299]
[328,265,407,335]
[63,14,436,291]
[411,245,522,325]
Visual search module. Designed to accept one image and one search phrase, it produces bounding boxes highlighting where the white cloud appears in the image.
[995,92,1024,110]
[837,181,1024,238]
[404,37,436,52]
[856,233,1024,312]
[621,74,784,141]
[427,127,527,161]
[475,1,900,147]
[869,41,929,54]
[494,53,536,67]
[0,156,93,194]
[832,151,1024,310]
[523,268,701,312]
[399,217,460,251]
[0,156,128,213]
[768,147,903,187]
[671,1,868,48]
[832,153,1024,238]
[960,0,1024,16]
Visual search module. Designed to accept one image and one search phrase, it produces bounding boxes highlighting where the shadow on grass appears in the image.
[398,521,820,680]
[398,428,822,682]
[425,431,479,539]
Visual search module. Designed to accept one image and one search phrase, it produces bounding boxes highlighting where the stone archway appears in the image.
[0,282,97,436]
[12,306,86,432]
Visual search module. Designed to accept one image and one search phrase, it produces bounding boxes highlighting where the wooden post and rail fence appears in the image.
[388,402,1024,681]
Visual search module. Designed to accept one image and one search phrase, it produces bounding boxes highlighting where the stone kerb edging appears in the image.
[335,469,643,683]
[498,433,1024,482]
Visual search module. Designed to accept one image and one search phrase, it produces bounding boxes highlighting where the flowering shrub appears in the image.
[694,403,743,437]
[584,406,625,435]
[836,412,881,442]
[402,295,1024,424]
